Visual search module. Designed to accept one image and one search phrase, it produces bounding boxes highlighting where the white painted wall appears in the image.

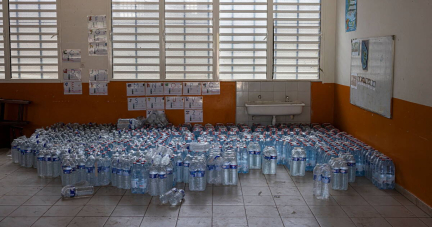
[335,0,432,107]
[60,0,110,82]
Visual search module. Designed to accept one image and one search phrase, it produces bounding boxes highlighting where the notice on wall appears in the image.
[183,82,201,95]
[64,82,82,95]
[146,83,164,95]
[62,49,81,62]
[345,0,357,32]
[357,75,376,91]
[164,82,182,95]
[166,96,185,110]
[127,83,146,96]
[63,69,82,81]
[89,69,108,81]
[184,96,203,109]
[88,29,108,42]
[89,42,108,56]
[147,110,165,118]
[128,97,147,111]
[350,73,358,89]
[202,82,220,95]
[88,15,107,29]
[185,109,203,123]
[351,39,360,56]
[147,97,165,110]
[89,82,108,95]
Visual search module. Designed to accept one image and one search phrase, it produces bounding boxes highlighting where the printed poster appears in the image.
[89,42,108,56]
[89,69,108,81]
[183,82,201,95]
[62,49,81,62]
[185,109,203,123]
[88,15,107,29]
[184,96,203,109]
[64,82,82,95]
[164,82,182,95]
[350,73,358,89]
[127,83,146,96]
[88,29,108,42]
[146,83,164,95]
[345,0,357,32]
[166,96,185,110]
[63,69,82,81]
[361,40,369,70]
[202,82,220,95]
[89,82,108,95]
[351,39,360,56]
[128,97,147,111]
[146,97,165,110]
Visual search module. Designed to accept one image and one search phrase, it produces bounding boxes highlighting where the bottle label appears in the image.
[131,179,138,188]
[230,165,238,169]
[69,187,76,197]
[78,165,85,170]
[313,174,322,181]
[52,157,59,162]
[332,169,340,174]
[149,173,158,179]
[189,171,196,176]
[87,167,95,173]
[249,151,255,155]
[292,157,299,161]
[176,162,183,167]
[116,169,122,174]
[123,170,131,176]
[207,165,215,170]
[25,150,31,154]
[264,156,271,160]
[111,167,117,174]
[322,176,331,183]
[183,163,190,167]
[300,157,306,161]
[46,157,52,162]
[37,157,44,161]
[347,162,356,167]
[63,168,72,174]
[139,180,146,189]
[222,164,229,169]
[158,174,166,179]
[167,169,173,175]
[340,169,348,174]
[255,151,261,155]
[270,156,277,160]
[194,170,205,177]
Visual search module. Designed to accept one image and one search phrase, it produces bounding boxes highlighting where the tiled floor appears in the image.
[0,149,430,227]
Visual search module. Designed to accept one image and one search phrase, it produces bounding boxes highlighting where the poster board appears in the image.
[350,36,395,118]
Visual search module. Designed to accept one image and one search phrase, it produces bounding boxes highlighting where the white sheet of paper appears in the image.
[89,82,108,95]
[126,83,146,96]
[202,82,221,95]
[185,109,203,123]
[147,110,165,118]
[183,82,202,95]
[146,83,164,95]
[146,97,165,110]
[62,49,81,62]
[88,15,107,29]
[128,97,147,111]
[184,96,203,109]
[89,42,108,56]
[63,69,82,81]
[64,82,82,95]
[88,29,108,42]
[89,69,108,81]
[166,96,185,110]
[164,82,183,95]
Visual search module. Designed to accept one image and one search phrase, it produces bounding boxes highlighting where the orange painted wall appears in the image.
[311,82,334,124]
[334,84,432,206]
[0,81,236,137]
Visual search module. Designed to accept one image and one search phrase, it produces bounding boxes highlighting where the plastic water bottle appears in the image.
[25,143,33,168]
[160,188,177,204]
[230,156,238,185]
[166,162,174,189]
[207,155,216,184]
[346,155,356,183]
[377,157,387,189]
[320,164,331,200]
[169,189,185,206]
[331,159,341,190]
[61,184,94,198]
[62,156,74,186]
[305,143,316,171]
[290,148,300,176]
[238,145,249,174]
[386,159,395,189]
[148,164,159,196]
[222,158,231,185]
[85,153,97,186]
[183,154,192,184]
[298,148,306,177]
[174,154,183,183]
[51,151,60,178]
[339,159,349,190]
[123,157,132,190]
[140,161,149,194]
[131,162,140,194]
[11,139,20,164]
[111,153,119,187]
[37,151,45,178]
[313,164,322,198]
[189,158,197,191]
[213,155,223,185]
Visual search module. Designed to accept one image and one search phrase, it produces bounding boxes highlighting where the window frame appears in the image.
[0,0,61,83]
[110,0,325,82]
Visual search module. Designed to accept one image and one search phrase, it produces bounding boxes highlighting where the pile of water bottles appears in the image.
[9,122,395,198]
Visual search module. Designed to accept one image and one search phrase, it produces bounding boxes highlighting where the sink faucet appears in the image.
[285,96,290,102]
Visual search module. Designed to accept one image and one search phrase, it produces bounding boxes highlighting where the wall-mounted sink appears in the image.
[245,101,305,125]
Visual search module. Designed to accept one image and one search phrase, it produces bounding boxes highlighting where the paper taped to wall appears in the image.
[63,69,82,81]
[185,109,203,123]
[128,97,147,111]
[89,82,108,95]
[127,83,146,96]
[62,49,81,62]
[166,96,185,110]
[64,82,82,95]
[89,69,108,82]
[202,82,220,95]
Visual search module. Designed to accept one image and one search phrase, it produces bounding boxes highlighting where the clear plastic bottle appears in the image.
[339,159,349,190]
[110,153,119,187]
[51,151,60,178]
[85,153,97,186]
[11,139,20,164]
[331,159,341,190]
[229,155,238,185]
[386,159,395,190]
[140,161,149,194]
[76,154,86,183]
[213,154,223,185]
[160,188,177,204]
[346,154,356,183]
[298,147,306,177]
[158,164,167,194]
[131,162,140,194]
[320,164,331,200]
[222,157,231,185]
[61,155,74,186]
[238,145,249,174]
[290,148,300,176]
[169,189,185,206]
[174,154,183,183]
[183,154,192,184]
[37,150,46,178]
[61,185,94,198]
[44,150,53,178]
[123,156,132,190]
[313,164,322,198]
[148,164,159,196]
[166,162,174,189]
